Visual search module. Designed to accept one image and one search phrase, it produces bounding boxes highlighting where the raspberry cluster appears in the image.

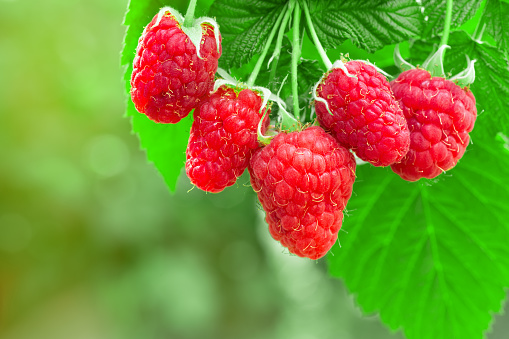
[129,8,477,261]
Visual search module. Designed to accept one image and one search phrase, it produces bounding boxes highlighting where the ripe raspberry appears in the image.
[130,10,221,123]
[390,69,477,181]
[249,126,356,260]
[186,85,270,193]
[315,61,410,166]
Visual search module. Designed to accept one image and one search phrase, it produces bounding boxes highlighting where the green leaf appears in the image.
[410,31,509,137]
[122,0,193,192]
[208,0,287,68]
[421,0,481,39]
[129,101,192,191]
[307,0,422,53]
[257,38,323,94]
[328,131,509,339]
[483,0,509,53]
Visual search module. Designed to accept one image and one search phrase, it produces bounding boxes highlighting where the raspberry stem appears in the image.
[184,0,198,27]
[472,2,487,43]
[439,0,453,48]
[301,0,332,70]
[246,4,288,87]
[268,0,295,86]
[291,1,302,121]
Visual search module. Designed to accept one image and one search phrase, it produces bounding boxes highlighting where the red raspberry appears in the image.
[130,10,221,123]
[390,69,477,181]
[186,85,270,193]
[249,126,356,260]
[315,61,410,166]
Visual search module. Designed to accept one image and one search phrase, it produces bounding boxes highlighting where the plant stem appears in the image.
[246,4,288,87]
[439,0,453,47]
[472,0,487,41]
[291,1,301,121]
[301,0,332,69]
[268,0,295,86]
[184,0,198,28]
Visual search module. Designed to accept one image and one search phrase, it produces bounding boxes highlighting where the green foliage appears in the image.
[483,0,509,53]
[306,0,422,53]
[328,131,509,339]
[208,0,287,68]
[122,0,509,338]
[421,0,481,38]
[254,39,323,102]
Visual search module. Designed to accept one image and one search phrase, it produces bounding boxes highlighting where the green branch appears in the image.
[291,1,302,121]
[246,4,288,87]
[439,0,453,47]
[268,0,295,86]
[184,0,198,27]
[301,0,332,69]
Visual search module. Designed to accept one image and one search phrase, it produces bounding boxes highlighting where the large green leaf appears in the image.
[328,130,509,339]
[122,0,193,192]
[208,0,287,68]
[421,0,481,39]
[483,0,509,53]
[307,0,422,53]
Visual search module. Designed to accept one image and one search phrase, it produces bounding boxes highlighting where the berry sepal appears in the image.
[422,44,450,78]
[311,59,357,116]
[450,57,476,88]
[393,44,476,87]
[154,6,221,59]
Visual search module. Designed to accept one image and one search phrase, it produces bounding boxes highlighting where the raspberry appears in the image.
[130,10,221,123]
[315,61,410,166]
[186,85,270,193]
[249,126,356,260]
[390,69,477,181]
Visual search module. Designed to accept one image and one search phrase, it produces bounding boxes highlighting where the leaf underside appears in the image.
[328,131,509,339]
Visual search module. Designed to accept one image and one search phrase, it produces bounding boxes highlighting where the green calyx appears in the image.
[393,44,476,88]
[422,44,450,78]
[155,6,221,60]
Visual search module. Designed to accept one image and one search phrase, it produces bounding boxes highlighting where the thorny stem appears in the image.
[301,0,332,70]
[291,1,302,121]
[246,4,288,87]
[439,0,453,48]
[268,0,295,86]
[184,0,198,27]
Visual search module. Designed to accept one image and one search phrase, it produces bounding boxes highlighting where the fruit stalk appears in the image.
[184,0,198,27]
[291,1,302,121]
[301,0,332,70]
[268,0,295,85]
[439,0,454,47]
[246,4,288,87]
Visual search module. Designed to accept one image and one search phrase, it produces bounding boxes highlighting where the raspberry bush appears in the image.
[122,0,509,338]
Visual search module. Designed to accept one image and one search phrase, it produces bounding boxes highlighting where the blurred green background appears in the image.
[1,0,508,338]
